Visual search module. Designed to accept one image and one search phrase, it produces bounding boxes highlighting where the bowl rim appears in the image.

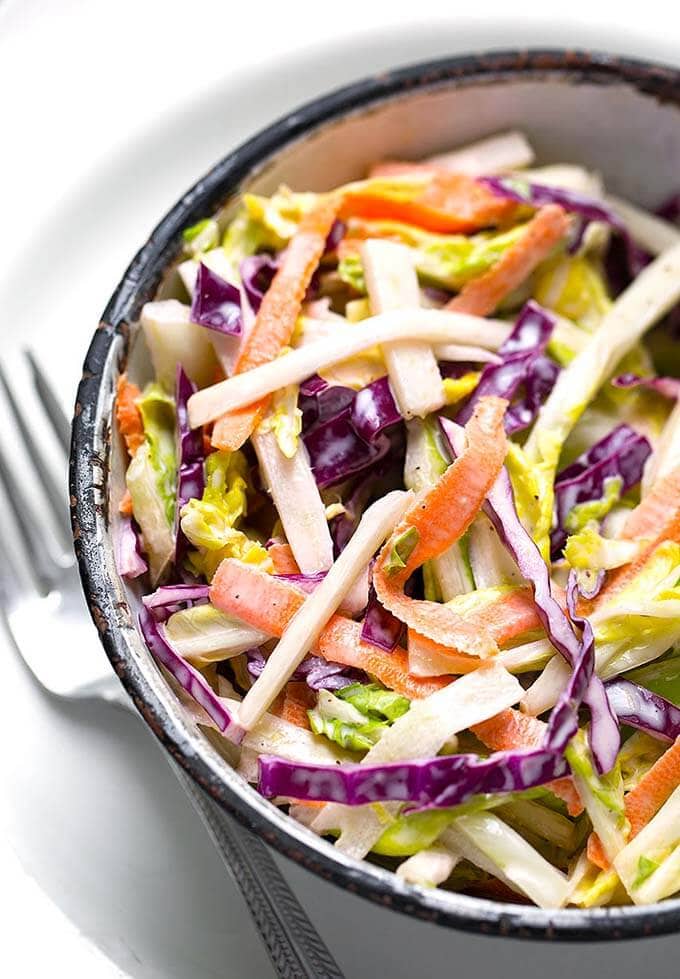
[70,47,680,941]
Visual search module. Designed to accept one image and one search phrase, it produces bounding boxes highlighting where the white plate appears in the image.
[3,1,680,975]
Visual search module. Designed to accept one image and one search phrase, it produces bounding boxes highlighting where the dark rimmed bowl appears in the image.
[70,48,680,941]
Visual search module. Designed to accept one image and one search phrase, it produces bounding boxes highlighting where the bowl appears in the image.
[70,48,680,940]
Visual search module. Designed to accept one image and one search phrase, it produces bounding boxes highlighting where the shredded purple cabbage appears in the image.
[360,583,403,652]
[139,607,243,741]
[246,649,365,691]
[455,301,559,434]
[606,678,680,743]
[479,175,651,277]
[114,516,147,579]
[142,584,210,620]
[175,366,205,564]
[350,376,401,442]
[442,418,619,773]
[240,254,278,313]
[324,219,346,253]
[551,424,651,557]
[190,262,242,335]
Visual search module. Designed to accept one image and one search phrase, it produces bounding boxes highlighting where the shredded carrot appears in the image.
[472,708,583,816]
[584,468,680,615]
[272,681,315,730]
[446,205,570,317]
[373,397,508,654]
[119,489,134,517]
[116,374,145,458]
[267,542,301,575]
[588,736,680,870]
[626,737,680,836]
[209,560,447,700]
[341,172,517,235]
[211,197,340,452]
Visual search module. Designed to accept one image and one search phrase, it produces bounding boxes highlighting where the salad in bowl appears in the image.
[114,127,680,911]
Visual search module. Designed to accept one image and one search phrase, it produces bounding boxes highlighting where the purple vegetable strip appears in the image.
[455,300,558,434]
[258,747,569,807]
[246,649,365,691]
[350,376,401,442]
[606,678,680,743]
[142,584,210,609]
[239,254,278,313]
[175,366,205,565]
[360,584,403,652]
[551,424,651,557]
[114,516,147,579]
[324,219,346,253]
[190,262,242,335]
[299,375,355,430]
[302,412,392,489]
[479,175,651,277]
[139,607,243,741]
[612,373,680,401]
[442,418,619,774]
[505,356,560,435]
[274,571,326,594]
[330,472,379,556]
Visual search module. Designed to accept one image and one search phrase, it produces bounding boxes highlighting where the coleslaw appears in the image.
[115,129,680,909]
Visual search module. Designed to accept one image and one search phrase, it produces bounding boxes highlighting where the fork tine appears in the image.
[24,350,72,455]
[0,507,27,609]
[0,438,58,594]
[0,360,72,551]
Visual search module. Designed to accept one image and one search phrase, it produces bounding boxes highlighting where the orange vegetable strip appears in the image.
[116,374,145,458]
[211,196,340,451]
[583,467,680,615]
[446,205,570,317]
[267,542,301,576]
[209,560,446,700]
[119,490,134,517]
[373,397,508,654]
[471,709,583,816]
[341,172,517,235]
[625,737,680,837]
[588,737,680,870]
[273,681,315,730]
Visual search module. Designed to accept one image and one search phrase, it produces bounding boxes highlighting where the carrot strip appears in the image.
[211,197,340,451]
[209,560,446,700]
[626,738,680,837]
[116,374,145,458]
[373,397,508,654]
[273,681,315,730]
[119,489,134,517]
[587,834,610,871]
[341,172,517,235]
[584,468,680,615]
[267,542,301,575]
[587,737,680,871]
[472,708,583,816]
[446,205,570,317]
[407,585,561,673]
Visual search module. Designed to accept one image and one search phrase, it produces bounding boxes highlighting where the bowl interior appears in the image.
[84,55,680,940]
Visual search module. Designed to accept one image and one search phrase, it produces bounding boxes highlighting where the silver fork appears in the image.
[0,352,344,979]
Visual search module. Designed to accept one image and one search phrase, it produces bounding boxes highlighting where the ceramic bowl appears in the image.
[71,49,680,940]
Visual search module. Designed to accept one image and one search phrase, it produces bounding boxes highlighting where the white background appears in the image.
[2,1,680,976]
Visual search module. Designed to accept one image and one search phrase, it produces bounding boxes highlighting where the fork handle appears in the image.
[169,761,345,979]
